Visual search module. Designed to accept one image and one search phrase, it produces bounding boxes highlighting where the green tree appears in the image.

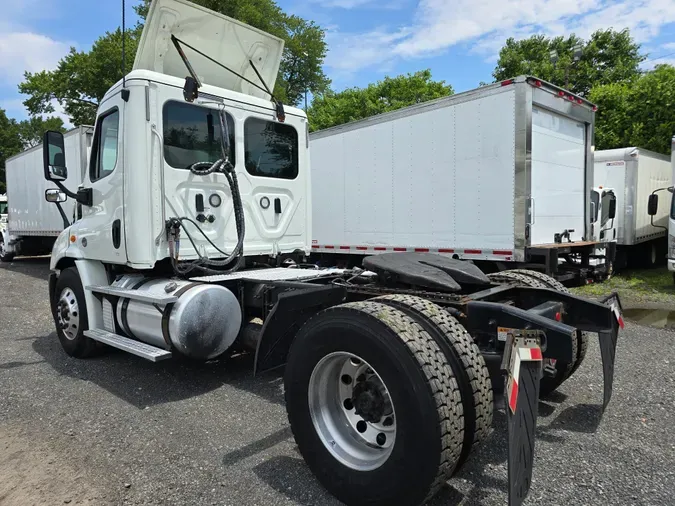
[590,64,675,155]
[0,110,23,194]
[20,27,140,126]
[308,70,454,132]
[18,116,66,148]
[492,29,645,96]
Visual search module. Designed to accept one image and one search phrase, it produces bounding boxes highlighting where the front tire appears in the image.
[285,301,464,506]
[52,267,97,358]
[0,235,14,262]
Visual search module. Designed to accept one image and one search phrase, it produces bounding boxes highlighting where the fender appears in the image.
[49,227,84,271]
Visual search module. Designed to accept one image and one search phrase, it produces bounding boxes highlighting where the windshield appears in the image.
[590,190,599,223]
[0,202,7,215]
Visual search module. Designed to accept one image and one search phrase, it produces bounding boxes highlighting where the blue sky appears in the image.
[1,0,675,126]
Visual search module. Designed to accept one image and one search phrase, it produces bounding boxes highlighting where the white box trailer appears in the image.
[1,126,93,261]
[593,147,671,267]
[310,76,614,282]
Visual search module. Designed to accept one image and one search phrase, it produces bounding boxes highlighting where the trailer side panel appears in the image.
[311,88,516,258]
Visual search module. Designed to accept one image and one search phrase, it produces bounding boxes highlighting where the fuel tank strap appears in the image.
[160,282,201,350]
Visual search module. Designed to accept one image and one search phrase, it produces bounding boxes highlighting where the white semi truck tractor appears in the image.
[42,1,624,505]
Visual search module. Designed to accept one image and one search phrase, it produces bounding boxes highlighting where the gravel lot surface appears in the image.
[1,258,673,506]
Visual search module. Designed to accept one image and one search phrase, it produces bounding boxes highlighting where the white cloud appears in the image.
[0,32,70,83]
[0,3,72,122]
[326,0,675,73]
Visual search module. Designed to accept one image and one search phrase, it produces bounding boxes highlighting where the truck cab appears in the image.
[43,0,310,276]
[590,186,617,243]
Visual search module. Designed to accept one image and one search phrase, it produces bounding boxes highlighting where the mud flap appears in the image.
[599,293,623,411]
[501,331,544,506]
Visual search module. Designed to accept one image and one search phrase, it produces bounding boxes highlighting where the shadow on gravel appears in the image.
[252,455,340,505]
[222,427,293,467]
[0,257,51,281]
[31,333,285,409]
[0,359,46,370]
[543,404,603,434]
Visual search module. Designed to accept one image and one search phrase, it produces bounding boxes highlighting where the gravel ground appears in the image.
[0,258,674,506]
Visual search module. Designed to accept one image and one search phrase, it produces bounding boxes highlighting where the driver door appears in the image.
[73,93,127,264]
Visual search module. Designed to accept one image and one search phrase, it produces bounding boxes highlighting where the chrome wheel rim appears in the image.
[56,288,80,340]
[0,238,5,257]
[308,352,396,471]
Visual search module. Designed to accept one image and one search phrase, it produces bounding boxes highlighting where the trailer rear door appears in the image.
[530,107,586,245]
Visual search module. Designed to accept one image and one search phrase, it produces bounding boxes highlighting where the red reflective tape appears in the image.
[438,248,455,253]
[356,246,368,251]
[493,250,513,256]
[508,380,519,413]
[415,248,429,252]
[393,247,407,252]
[311,245,320,249]
[618,316,625,329]
[464,249,482,254]
[530,347,543,361]
[324,245,335,249]
[374,247,387,251]
[339,246,350,250]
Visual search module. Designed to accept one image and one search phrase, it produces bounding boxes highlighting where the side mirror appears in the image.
[669,186,675,194]
[608,197,617,220]
[45,189,67,203]
[43,130,68,181]
[648,194,659,216]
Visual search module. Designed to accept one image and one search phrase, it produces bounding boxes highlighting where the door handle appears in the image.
[274,198,282,214]
[112,219,121,249]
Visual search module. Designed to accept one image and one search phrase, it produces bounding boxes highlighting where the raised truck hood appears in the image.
[134,0,285,99]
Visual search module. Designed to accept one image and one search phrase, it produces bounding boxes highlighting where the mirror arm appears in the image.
[55,202,70,229]
[53,181,92,207]
[53,180,78,200]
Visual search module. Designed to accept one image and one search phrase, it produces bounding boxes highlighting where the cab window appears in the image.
[90,108,120,182]
[244,117,298,179]
[163,101,235,169]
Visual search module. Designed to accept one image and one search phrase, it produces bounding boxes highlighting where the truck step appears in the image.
[84,329,172,362]
[86,285,178,305]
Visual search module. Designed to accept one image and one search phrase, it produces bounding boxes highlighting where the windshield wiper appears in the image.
[170,35,285,122]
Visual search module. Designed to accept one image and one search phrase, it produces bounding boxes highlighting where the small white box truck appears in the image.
[309,76,615,283]
[1,126,93,261]
[37,1,625,505]
[593,147,671,268]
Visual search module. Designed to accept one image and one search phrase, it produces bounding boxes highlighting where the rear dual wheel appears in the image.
[285,298,491,506]
[486,269,588,395]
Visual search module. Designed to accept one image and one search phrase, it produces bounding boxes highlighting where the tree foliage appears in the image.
[308,70,453,132]
[492,29,644,96]
[20,27,139,126]
[0,111,66,193]
[590,64,675,155]
[20,0,329,125]
[18,116,66,148]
